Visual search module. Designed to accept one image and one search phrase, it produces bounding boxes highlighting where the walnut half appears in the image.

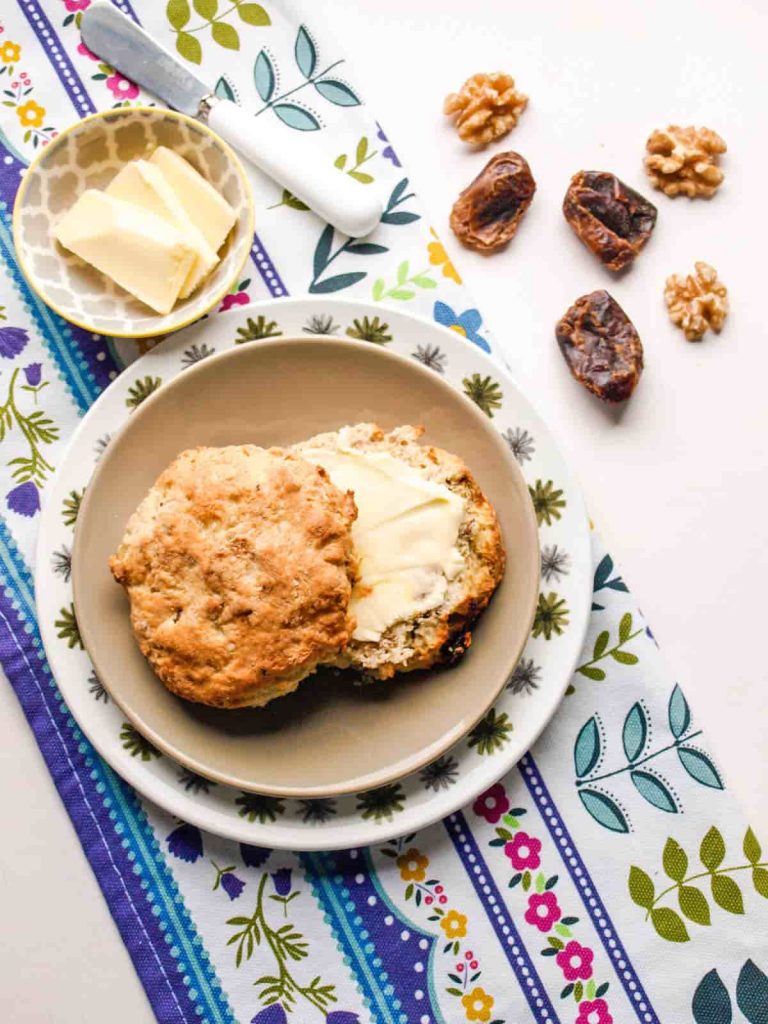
[443,72,528,146]
[664,262,728,341]
[645,125,726,198]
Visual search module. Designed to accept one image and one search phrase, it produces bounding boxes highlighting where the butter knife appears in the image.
[81,2,383,238]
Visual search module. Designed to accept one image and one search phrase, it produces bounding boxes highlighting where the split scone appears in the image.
[295,423,505,679]
[109,445,357,708]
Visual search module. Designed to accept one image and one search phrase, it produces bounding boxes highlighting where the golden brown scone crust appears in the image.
[294,424,505,679]
[109,445,357,708]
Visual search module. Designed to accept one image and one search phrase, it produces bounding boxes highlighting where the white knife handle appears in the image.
[206,98,383,239]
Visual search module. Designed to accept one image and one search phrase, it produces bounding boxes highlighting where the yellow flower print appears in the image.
[396,847,429,882]
[0,41,21,64]
[17,100,46,129]
[428,228,462,284]
[462,986,494,1022]
[439,909,467,939]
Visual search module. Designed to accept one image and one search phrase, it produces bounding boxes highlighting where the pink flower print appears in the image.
[556,941,594,982]
[105,72,139,100]
[220,291,250,312]
[524,891,561,932]
[77,41,99,61]
[472,783,509,824]
[504,831,542,871]
[64,0,91,11]
[576,999,613,1024]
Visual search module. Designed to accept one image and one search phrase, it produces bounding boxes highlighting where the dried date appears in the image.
[450,151,536,254]
[562,171,657,271]
[555,290,643,402]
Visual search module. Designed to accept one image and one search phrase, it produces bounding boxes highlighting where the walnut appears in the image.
[644,125,726,198]
[443,72,528,146]
[664,262,728,340]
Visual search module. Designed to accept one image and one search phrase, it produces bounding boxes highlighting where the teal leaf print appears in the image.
[215,75,236,101]
[294,25,317,78]
[313,223,334,279]
[667,683,691,738]
[381,178,420,225]
[662,837,688,881]
[578,790,628,833]
[315,79,360,106]
[253,50,275,102]
[311,273,367,294]
[622,702,648,762]
[628,866,655,908]
[677,747,723,789]
[700,826,726,870]
[574,716,601,778]
[693,969,732,1024]
[630,770,678,813]
[345,242,388,256]
[737,960,768,1024]
[273,103,320,131]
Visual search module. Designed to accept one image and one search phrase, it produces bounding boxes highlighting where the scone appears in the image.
[295,423,505,679]
[109,445,357,708]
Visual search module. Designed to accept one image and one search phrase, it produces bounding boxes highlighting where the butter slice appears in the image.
[54,190,196,315]
[106,160,217,298]
[301,432,465,642]
[148,147,237,253]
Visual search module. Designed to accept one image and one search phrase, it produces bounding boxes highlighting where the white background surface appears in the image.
[1,0,766,1020]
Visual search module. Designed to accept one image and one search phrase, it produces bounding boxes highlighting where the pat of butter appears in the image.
[54,190,196,315]
[106,160,218,299]
[148,147,237,253]
[301,433,465,642]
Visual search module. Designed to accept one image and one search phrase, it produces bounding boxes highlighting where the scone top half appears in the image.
[295,423,506,679]
[109,445,358,708]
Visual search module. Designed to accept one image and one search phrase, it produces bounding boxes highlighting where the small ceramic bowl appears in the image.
[72,337,540,798]
[12,107,254,339]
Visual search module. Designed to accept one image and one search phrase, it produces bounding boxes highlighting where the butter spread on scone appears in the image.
[300,427,465,642]
[295,423,505,679]
[109,445,357,708]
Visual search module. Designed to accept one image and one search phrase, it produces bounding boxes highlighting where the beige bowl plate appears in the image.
[13,107,254,338]
[72,338,539,797]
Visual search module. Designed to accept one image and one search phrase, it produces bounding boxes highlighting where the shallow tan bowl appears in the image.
[73,339,539,797]
[13,107,254,339]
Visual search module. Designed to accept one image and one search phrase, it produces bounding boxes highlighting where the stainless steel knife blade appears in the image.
[81,2,211,116]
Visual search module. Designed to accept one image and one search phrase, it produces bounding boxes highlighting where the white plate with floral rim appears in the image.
[36,298,590,850]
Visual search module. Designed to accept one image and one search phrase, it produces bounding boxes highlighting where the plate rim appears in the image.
[70,334,542,797]
[35,296,592,850]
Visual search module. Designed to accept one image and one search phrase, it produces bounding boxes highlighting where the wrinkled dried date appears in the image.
[450,151,536,254]
[555,290,643,402]
[562,171,657,271]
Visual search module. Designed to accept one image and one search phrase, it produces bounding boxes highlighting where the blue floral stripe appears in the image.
[303,850,407,1024]
[446,812,563,1024]
[250,236,290,297]
[0,519,236,1024]
[519,754,660,1024]
[17,0,95,117]
[0,204,111,411]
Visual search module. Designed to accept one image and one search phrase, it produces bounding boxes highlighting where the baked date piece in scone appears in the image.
[295,423,505,679]
[109,446,357,708]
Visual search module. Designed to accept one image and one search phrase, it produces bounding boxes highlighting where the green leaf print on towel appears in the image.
[629,826,768,942]
[335,136,378,184]
[371,260,436,301]
[226,871,337,1013]
[576,612,641,682]
[166,0,270,66]
[692,960,768,1024]
[574,687,723,831]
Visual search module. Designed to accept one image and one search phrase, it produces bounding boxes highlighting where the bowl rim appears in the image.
[11,105,256,340]
[72,335,541,797]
